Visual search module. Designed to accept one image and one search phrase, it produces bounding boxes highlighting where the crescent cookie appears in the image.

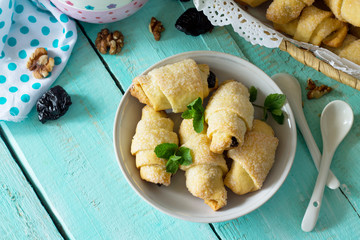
[179,119,228,211]
[131,105,178,186]
[225,120,279,195]
[205,80,254,154]
[130,59,217,113]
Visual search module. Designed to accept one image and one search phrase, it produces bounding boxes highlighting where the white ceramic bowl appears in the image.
[113,51,297,223]
[50,0,148,23]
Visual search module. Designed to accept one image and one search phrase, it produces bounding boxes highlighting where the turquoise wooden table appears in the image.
[1,1,359,239]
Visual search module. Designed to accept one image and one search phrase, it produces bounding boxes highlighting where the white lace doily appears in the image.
[194,0,360,79]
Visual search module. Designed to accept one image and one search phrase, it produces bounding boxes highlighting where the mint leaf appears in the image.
[193,103,204,114]
[252,92,286,125]
[154,143,178,159]
[166,159,179,174]
[182,97,205,133]
[249,86,257,102]
[271,108,283,116]
[193,113,204,133]
[264,94,286,110]
[181,109,194,119]
[177,147,192,166]
[155,144,193,174]
[166,155,186,174]
[187,97,202,109]
[189,97,204,115]
[271,111,285,124]
[169,155,182,162]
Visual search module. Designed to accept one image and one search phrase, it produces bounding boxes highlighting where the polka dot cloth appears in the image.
[0,0,77,121]
[0,0,13,53]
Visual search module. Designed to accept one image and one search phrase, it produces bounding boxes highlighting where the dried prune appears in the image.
[230,137,239,147]
[175,8,213,36]
[207,71,216,88]
[36,85,72,123]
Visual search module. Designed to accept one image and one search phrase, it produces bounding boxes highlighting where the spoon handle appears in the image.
[271,73,340,189]
[301,149,335,232]
[296,111,340,190]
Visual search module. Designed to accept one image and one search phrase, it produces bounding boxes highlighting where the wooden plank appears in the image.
[0,29,218,239]
[208,26,360,238]
[79,0,246,90]
[79,1,360,238]
[0,137,62,240]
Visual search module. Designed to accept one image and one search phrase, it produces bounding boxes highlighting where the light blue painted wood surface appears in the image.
[227,28,360,214]
[0,25,219,240]
[211,26,360,239]
[0,0,359,239]
[0,138,62,240]
[80,0,247,89]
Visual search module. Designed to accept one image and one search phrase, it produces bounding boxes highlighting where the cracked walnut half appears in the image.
[149,17,165,41]
[306,78,332,99]
[26,48,54,79]
[95,28,124,55]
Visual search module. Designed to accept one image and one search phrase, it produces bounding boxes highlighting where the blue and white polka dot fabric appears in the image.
[0,0,77,121]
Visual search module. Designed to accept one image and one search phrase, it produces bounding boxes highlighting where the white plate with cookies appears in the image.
[113,51,297,223]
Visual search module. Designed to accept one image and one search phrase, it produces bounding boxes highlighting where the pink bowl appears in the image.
[50,0,148,23]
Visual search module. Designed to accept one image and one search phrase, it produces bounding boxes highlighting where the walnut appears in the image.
[26,48,54,79]
[95,28,124,55]
[306,78,332,99]
[149,17,165,41]
[306,78,316,90]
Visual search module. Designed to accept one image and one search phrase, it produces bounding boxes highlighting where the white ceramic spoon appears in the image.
[272,73,340,189]
[301,100,353,232]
